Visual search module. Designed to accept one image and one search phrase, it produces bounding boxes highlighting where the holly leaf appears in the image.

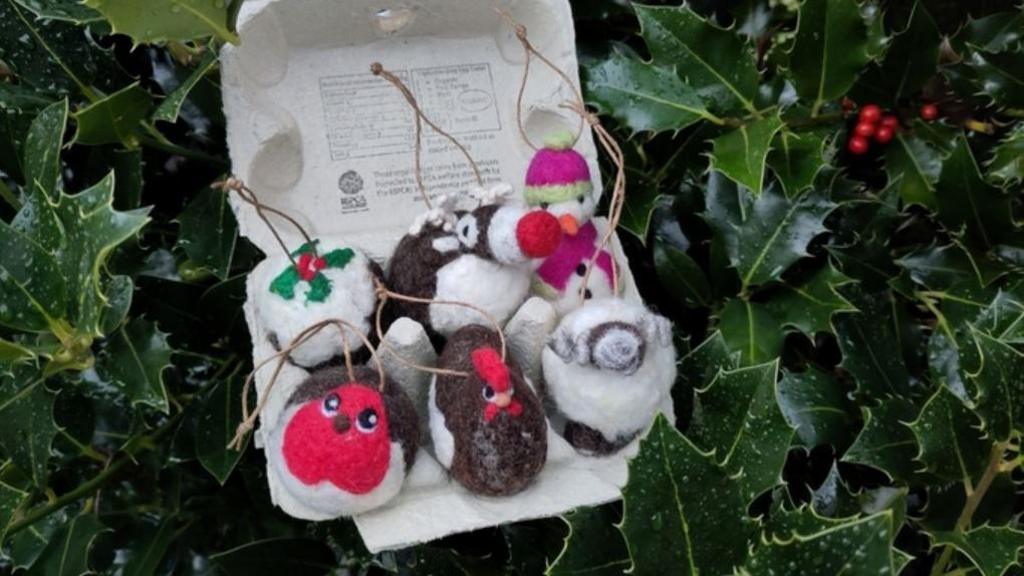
[653,240,711,307]
[10,0,103,23]
[584,50,717,134]
[767,128,831,197]
[0,84,54,183]
[210,538,338,576]
[548,506,630,576]
[788,0,872,114]
[741,512,896,575]
[82,0,239,45]
[931,526,1024,576]
[195,373,246,484]
[703,177,835,290]
[95,318,173,413]
[620,416,753,575]
[26,511,106,576]
[0,475,30,541]
[853,1,942,106]
[0,368,56,488]
[987,124,1024,185]
[176,187,238,280]
[709,113,785,196]
[764,265,857,336]
[885,131,946,208]
[958,11,1024,52]
[962,50,1024,109]
[969,330,1024,442]
[936,136,1016,249]
[0,1,98,96]
[634,4,759,115]
[120,517,177,576]
[778,367,858,450]
[908,386,990,483]
[0,221,68,333]
[153,50,218,124]
[834,289,914,400]
[843,397,920,482]
[22,99,67,203]
[719,298,783,365]
[71,82,150,146]
[689,361,793,502]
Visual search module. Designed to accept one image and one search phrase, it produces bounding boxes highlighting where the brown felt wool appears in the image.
[385,205,502,339]
[288,366,420,469]
[562,419,637,456]
[435,324,547,496]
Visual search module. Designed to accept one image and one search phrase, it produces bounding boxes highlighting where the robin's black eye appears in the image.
[482,386,496,401]
[577,195,586,204]
[322,393,340,416]
[539,202,549,210]
[356,408,379,433]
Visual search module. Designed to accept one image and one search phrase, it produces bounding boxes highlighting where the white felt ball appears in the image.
[252,245,377,366]
[541,297,677,442]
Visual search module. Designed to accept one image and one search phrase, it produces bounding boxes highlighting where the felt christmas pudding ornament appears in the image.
[252,240,380,367]
[386,199,561,340]
[525,131,618,315]
[429,324,547,496]
[266,365,419,517]
[542,297,676,455]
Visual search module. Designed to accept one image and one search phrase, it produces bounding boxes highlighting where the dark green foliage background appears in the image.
[1,0,1023,574]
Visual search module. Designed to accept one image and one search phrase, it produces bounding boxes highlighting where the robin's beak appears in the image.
[332,414,351,433]
[493,391,512,408]
[559,214,580,236]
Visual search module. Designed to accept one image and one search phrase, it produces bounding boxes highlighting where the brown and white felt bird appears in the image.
[541,298,677,455]
[266,366,419,517]
[386,201,561,340]
[428,325,547,496]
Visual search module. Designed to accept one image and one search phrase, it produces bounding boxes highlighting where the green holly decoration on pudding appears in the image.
[269,241,355,303]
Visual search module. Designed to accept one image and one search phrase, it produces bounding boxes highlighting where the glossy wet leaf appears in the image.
[767,129,831,197]
[969,330,1024,442]
[0,369,56,487]
[0,221,68,333]
[987,124,1024,184]
[634,4,759,115]
[778,367,857,449]
[963,50,1024,109]
[548,506,629,576]
[740,513,895,575]
[71,82,150,146]
[153,50,218,124]
[908,386,990,483]
[0,475,29,541]
[936,136,1015,250]
[653,240,710,307]
[0,1,97,96]
[958,11,1024,52]
[834,289,913,400]
[0,83,54,183]
[854,1,942,106]
[620,415,752,575]
[25,511,106,576]
[931,526,1024,576]
[82,0,239,45]
[11,0,103,23]
[176,187,238,280]
[95,318,173,413]
[120,517,176,576]
[195,372,246,484]
[585,50,715,134]
[719,298,783,365]
[21,99,67,202]
[885,132,945,208]
[788,0,872,113]
[843,398,920,482]
[689,361,792,502]
[709,113,784,196]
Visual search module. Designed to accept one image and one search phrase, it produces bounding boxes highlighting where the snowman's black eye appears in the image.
[482,386,496,401]
[539,202,549,210]
[577,195,585,204]
[322,393,341,415]
[356,408,379,433]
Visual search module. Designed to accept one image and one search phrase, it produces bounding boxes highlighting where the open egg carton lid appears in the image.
[221,0,660,552]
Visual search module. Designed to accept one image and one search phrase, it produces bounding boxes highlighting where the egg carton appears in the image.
[222,0,673,552]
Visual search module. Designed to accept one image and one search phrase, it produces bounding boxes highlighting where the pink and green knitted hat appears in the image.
[524,131,593,206]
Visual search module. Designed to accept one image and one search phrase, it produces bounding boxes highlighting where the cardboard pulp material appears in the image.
[222,0,670,552]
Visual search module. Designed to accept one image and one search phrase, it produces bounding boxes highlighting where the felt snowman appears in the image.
[429,324,547,496]
[525,132,618,316]
[266,365,419,517]
[542,297,676,455]
[252,241,380,367]
[385,198,561,341]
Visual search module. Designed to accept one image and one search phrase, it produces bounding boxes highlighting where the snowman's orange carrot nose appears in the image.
[559,214,580,236]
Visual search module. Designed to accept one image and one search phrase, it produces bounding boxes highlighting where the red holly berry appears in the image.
[920,103,939,121]
[296,252,317,281]
[874,126,894,144]
[880,115,899,129]
[847,136,870,155]
[853,122,875,138]
[313,257,327,271]
[841,97,856,112]
[859,104,882,124]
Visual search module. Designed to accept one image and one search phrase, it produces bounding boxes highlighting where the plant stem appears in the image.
[5,412,184,536]
[929,441,1007,576]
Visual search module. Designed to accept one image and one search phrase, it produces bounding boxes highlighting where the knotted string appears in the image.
[370,62,484,209]
[212,176,318,266]
[373,279,507,379]
[227,318,385,450]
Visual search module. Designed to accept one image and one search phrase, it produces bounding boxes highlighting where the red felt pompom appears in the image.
[516,210,561,258]
[472,347,510,392]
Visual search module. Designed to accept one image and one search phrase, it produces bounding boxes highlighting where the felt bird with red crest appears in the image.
[266,366,419,517]
[428,325,547,496]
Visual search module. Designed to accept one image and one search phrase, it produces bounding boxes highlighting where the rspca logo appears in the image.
[338,170,368,213]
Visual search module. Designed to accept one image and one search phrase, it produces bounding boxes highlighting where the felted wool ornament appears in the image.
[542,297,676,455]
[429,324,547,496]
[253,241,380,367]
[525,132,617,315]
[266,365,419,517]
[386,202,561,339]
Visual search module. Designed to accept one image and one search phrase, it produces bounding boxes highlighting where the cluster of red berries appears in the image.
[845,102,940,155]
